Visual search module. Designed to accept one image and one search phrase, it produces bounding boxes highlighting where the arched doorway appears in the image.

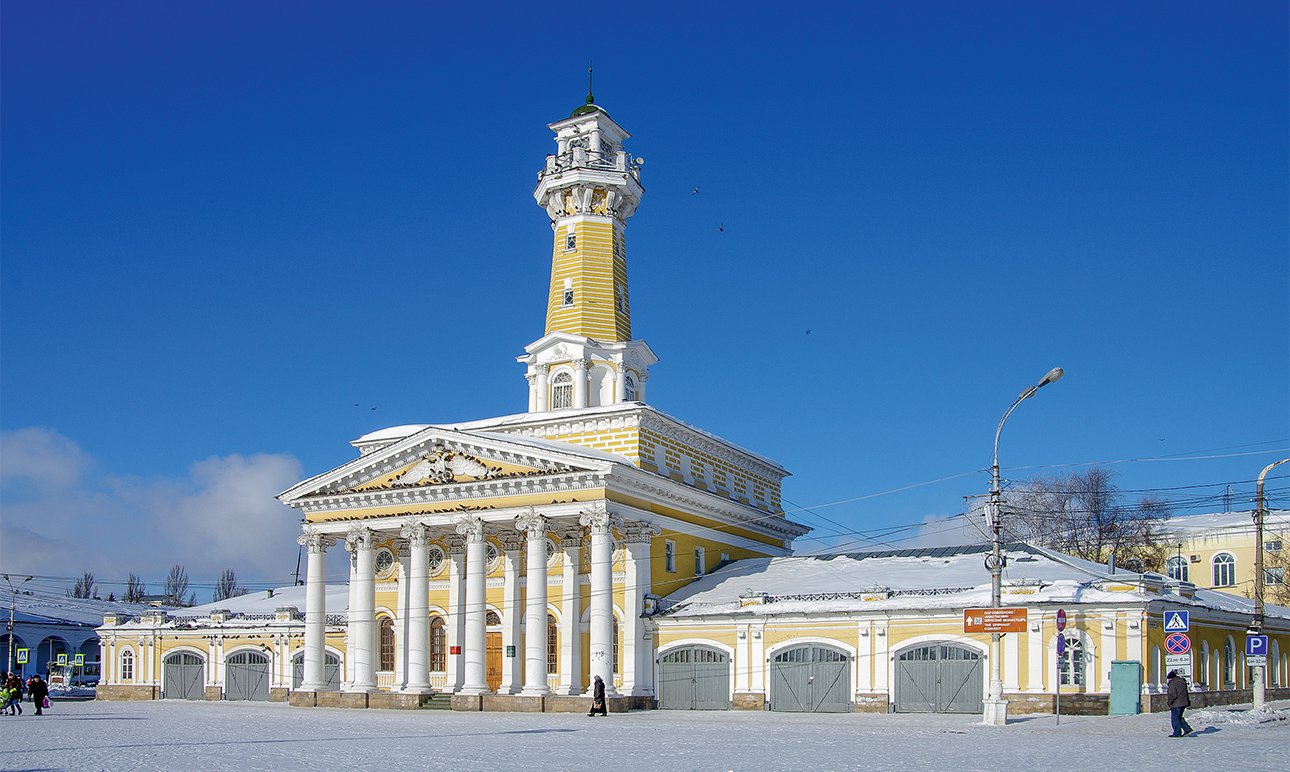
[769,644,852,713]
[895,642,983,713]
[658,645,730,710]
[291,651,340,690]
[162,651,205,700]
[225,650,270,701]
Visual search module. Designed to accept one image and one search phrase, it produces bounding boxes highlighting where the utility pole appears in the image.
[1252,458,1289,709]
[4,574,34,675]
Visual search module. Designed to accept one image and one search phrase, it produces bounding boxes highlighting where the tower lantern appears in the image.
[518,96,657,413]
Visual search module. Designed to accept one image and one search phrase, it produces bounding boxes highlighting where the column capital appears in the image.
[400,520,432,546]
[534,363,550,375]
[454,515,486,542]
[344,525,374,552]
[297,530,337,553]
[621,520,661,544]
[574,358,590,371]
[579,506,614,533]
[515,508,548,538]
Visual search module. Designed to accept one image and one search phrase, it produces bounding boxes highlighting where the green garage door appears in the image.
[225,651,270,701]
[162,652,205,700]
[770,645,852,713]
[658,646,730,710]
[895,643,983,713]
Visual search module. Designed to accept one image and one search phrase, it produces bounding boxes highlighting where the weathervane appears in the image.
[586,61,594,105]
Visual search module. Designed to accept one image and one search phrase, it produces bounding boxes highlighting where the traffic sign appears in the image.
[56,653,67,666]
[1165,653,1192,679]
[1247,655,1267,667]
[1165,633,1191,655]
[15,648,28,664]
[74,653,85,666]
[1056,609,1067,632]
[1163,610,1189,632]
[1246,635,1268,657]
[964,607,1029,633]
[1057,635,1066,656]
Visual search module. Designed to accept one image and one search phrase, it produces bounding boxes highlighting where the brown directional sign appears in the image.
[964,607,1028,633]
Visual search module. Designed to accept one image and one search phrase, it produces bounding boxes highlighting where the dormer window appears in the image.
[562,278,574,307]
[551,371,573,410]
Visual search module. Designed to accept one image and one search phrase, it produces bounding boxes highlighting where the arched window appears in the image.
[430,617,446,672]
[120,649,134,681]
[1223,637,1236,686]
[612,617,620,675]
[379,617,396,672]
[551,372,573,410]
[1199,641,1210,688]
[546,614,558,675]
[1165,556,1189,583]
[1212,553,1236,587]
[486,610,501,627]
[1059,637,1085,686]
[623,374,637,402]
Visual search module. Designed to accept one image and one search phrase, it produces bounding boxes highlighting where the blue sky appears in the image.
[2,2,1287,598]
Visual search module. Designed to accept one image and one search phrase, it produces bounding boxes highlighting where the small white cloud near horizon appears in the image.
[0,427,304,598]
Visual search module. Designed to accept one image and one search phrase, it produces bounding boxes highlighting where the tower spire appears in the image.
[586,62,594,105]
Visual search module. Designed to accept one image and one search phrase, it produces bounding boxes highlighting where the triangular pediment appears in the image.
[278,426,620,504]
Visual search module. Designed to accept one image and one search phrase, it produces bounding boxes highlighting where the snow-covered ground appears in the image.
[2,700,1286,771]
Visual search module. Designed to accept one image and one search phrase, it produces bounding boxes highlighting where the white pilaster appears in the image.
[1100,613,1118,692]
[346,526,377,692]
[1005,631,1020,691]
[573,358,589,409]
[401,522,432,693]
[581,507,616,695]
[501,533,524,694]
[614,363,627,403]
[535,365,549,412]
[297,530,334,691]
[556,530,582,695]
[517,510,552,696]
[857,623,873,692]
[457,516,489,694]
[873,623,889,693]
[1028,617,1045,692]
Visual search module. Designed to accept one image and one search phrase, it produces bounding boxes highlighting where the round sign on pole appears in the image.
[1165,632,1191,655]
[1056,609,1067,632]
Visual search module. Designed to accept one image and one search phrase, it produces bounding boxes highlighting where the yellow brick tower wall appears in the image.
[545,218,629,342]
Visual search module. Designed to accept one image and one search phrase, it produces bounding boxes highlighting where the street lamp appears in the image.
[983,366,1064,726]
[1252,457,1289,709]
[4,574,34,675]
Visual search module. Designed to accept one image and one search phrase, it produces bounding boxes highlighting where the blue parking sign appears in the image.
[1246,635,1268,657]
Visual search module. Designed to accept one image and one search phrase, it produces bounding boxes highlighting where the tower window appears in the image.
[616,287,627,314]
[565,233,576,251]
[664,540,676,573]
[561,278,574,307]
[623,374,637,401]
[551,371,573,410]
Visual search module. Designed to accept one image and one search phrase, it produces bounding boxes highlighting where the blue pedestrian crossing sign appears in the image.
[1163,610,1190,632]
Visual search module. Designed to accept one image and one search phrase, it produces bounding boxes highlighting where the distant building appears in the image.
[2,591,159,683]
[1157,509,1290,595]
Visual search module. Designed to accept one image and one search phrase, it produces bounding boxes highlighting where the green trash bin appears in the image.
[1109,660,1142,715]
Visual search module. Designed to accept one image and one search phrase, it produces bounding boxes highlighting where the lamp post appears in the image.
[1252,457,1289,709]
[4,574,33,675]
[983,366,1064,726]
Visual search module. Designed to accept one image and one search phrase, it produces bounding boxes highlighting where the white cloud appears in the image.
[0,428,304,598]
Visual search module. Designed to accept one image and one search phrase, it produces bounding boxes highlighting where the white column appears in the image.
[581,507,616,695]
[517,510,551,696]
[343,549,358,686]
[501,534,524,694]
[346,526,377,692]
[297,530,334,691]
[457,516,489,694]
[614,364,627,403]
[394,544,409,688]
[535,365,549,412]
[445,537,466,691]
[401,522,432,693]
[525,373,538,413]
[573,358,589,409]
[622,522,658,696]
[556,530,583,695]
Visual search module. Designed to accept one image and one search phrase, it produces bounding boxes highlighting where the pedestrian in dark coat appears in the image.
[1165,671,1193,737]
[27,675,48,717]
[588,675,607,717]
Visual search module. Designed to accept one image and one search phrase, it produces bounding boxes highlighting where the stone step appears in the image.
[420,694,454,711]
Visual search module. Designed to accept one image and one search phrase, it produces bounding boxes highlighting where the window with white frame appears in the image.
[612,616,620,675]
[623,374,636,401]
[1265,566,1285,586]
[1165,555,1189,582]
[1266,539,1283,552]
[1059,637,1085,686]
[565,231,576,251]
[694,546,706,576]
[547,614,558,674]
[120,649,134,681]
[551,372,573,409]
[1212,552,1236,587]
[664,540,676,573]
[430,617,446,671]
[1223,637,1236,685]
[379,616,395,671]
[561,278,574,307]
[1199,642,1210,688]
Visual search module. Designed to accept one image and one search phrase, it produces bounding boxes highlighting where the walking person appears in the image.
[587,675,607,717]
[1166,670,1193,737]
[27,674,48,717]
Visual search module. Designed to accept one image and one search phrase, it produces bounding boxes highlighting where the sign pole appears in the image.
[1056,609,1067,726]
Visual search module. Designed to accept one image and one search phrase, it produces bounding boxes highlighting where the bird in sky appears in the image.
[716,223,724,232]
[806,329,812,336]
[692,186,700,195]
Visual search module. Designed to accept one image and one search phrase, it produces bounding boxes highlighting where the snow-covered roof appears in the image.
[352,424,431,444]
[170,584,349,618]
[14,591,165,628]
[657,543,1290,621]
[1159,509,1289,533]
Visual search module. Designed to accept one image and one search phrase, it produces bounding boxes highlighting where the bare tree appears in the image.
[1263,528,1290,605]
[68,571,96,599]
[1001,466,1170,570]
[123,573,146,603]
[213,568,248,602]
[164,564,190,606]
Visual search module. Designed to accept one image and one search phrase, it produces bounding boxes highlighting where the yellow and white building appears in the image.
[1158,509,1290,598]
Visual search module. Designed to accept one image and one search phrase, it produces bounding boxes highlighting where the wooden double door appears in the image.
[486,632,503,692]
